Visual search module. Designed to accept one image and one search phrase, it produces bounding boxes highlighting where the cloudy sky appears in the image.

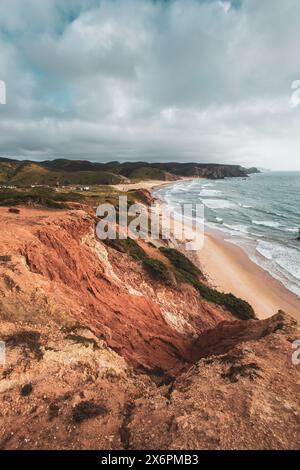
[0,0,300,169]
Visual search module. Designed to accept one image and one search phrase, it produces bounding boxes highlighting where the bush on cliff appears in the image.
[103,237,172,283]
[103,237,146,261]
[0,188,82,209]
[191,280,255,320]
[160,246,255,320]
[159,247,202,279]
[143,257,172,283]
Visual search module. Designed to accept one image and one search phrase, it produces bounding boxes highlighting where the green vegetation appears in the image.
[1,161,124,186]
[160,246,254,320]
[159,247,202,279]
[0,157,258,187]
[123,166,169,181]
[0,187,83,209]
[104,238,254,319]
[190,279,255,320]
[103,237,146,261]
[104,237,172,283]
[143,257,171,283]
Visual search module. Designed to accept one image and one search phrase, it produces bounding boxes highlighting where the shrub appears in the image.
[104,237,173,284]
[0,188,82,209]
[160,247,255,320]
[191,279,255,320]
[20,383,33,397]
[72,401,108,423]
[0,255,11,263]
[160,247,202,279]
[103,237,146,261]
[5,331,44,361]
[143,257,171,283]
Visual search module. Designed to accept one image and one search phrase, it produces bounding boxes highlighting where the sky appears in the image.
[0,0,300,170]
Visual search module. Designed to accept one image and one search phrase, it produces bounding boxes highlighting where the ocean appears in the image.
[155,172,300,298]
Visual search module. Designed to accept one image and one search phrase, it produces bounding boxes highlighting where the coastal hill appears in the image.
[0,157,259,186]
[0,189,299,449]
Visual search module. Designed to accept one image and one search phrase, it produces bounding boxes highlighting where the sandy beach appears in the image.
[113,177,197,193]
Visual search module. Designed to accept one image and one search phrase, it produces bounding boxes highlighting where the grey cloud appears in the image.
[0,0,300,169]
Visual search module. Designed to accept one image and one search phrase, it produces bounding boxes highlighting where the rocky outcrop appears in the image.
[190,311,286,360]
[129,312,300,450]
[151,163,259,179]
[0,311,299,450]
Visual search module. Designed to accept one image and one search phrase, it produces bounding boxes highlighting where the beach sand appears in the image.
[113,177,197,193]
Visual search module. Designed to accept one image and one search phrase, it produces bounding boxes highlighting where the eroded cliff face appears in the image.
[0,207,231,374]
[0,206,299,450]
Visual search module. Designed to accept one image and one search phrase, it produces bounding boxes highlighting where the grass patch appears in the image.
[0,188,83,209]
[104,237,173,284]
[160,246,255,320]
[72,401,108,423]
[159,247,202,280]
[103,237,146,261]
[143,258,172,283]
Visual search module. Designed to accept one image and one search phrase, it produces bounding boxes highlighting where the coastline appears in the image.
[197,229,300,320]
[113,177,198,193]
[144,179,300,321]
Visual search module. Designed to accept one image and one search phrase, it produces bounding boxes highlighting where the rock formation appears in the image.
[0,206,299,450]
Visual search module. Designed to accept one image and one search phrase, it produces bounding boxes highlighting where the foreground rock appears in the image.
[0,312,299,450]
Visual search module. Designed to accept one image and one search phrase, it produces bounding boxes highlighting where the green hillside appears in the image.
[0,157,259,186]
[0,162,124,186]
